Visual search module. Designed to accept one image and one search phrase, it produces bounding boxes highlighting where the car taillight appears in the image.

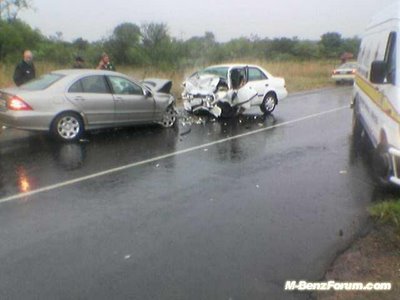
[351,69,356,74]
[7,96,33,111]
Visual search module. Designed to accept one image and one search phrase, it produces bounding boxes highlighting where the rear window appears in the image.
[20,73,64,90]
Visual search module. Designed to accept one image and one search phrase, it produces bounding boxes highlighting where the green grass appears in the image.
[0,60,337,96]
[369,200,400,230]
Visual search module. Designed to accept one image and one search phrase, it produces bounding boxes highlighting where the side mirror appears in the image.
[144,89,152,98]
[370,60,387,84]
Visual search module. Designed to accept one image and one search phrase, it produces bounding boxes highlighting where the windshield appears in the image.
[200,67,229,79]
[20,73,64,90]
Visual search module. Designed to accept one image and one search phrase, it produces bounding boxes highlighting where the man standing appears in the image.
[96,53,116,71]
[73,56,85,69]
[13,50,36,86]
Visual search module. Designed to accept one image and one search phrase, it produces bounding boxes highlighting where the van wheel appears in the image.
[373,144,392,185]
[352,108,363,141]
[52,112,84,142]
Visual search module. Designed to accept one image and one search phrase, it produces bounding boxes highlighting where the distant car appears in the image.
[182,64,288,118]
[0,69,177,142]
[331,62,358,84]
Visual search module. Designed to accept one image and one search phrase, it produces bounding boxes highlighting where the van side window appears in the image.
[385,32,397,85]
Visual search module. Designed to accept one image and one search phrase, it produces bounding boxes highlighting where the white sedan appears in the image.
[182,64,288,118]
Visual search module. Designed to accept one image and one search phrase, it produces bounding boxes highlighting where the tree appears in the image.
[0,19,42,61]
[106,22,141,64]
[141,23,172,67]
[0,0,33,21]
[319,32,343,58]
[72,37,89,52]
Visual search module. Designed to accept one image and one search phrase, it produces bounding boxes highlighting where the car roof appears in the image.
[51,69,121,76]
[205,64,264,69]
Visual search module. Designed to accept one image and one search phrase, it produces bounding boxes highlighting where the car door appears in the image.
[66,75,114,126]
[247,67,269,105]
[228,67,258,107]
[108,76,155,124]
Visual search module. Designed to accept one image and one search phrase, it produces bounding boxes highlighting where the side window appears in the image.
[68,80,83,93]
[108,76,143,95]
[385,32,397,85]
[248,68,268,81]
[80,76,110,94]
[230,68,247,89]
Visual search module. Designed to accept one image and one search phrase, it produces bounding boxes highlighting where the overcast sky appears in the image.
[19,0,397,42]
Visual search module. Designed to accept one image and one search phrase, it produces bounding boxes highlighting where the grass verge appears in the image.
[0,60,337,96]
[316,200,400,300]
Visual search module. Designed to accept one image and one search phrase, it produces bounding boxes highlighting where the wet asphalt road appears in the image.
[0,87,380,299]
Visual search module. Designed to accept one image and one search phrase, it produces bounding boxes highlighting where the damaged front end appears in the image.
[182,69,258,118]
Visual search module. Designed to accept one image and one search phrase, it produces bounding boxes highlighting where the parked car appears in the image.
[331,62,358,84]
[0,69,177,142]
[182,64,288,118]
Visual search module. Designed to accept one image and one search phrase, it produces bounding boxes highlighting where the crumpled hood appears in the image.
[142,78,172,94]
[184,74,222,95]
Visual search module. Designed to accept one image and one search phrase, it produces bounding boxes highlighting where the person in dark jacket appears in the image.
[73,56,85,69]
[13,50,36,86]
[96,53,116,71]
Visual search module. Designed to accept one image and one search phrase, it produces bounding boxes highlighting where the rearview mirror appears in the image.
[370,60,387,84]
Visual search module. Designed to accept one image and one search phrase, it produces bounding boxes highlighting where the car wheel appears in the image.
[160,105,177,128]
[260,93,277,115]
[52,112,84,142]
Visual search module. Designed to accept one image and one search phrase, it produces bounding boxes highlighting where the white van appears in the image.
[353,2,400,185]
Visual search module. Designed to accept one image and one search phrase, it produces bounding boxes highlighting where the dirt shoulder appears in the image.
[315,225,400,300]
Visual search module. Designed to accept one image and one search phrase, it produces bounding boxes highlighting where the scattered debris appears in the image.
[339,170,348,175]
[124,255,131,260]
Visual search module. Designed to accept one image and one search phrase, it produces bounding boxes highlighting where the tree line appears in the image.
[0,19,360,70]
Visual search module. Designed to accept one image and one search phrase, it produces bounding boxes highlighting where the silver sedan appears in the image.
[0,69,177,141]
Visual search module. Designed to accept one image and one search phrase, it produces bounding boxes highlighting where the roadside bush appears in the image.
[369,201,400,230]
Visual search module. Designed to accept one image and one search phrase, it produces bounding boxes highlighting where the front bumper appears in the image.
[183,99,222,117]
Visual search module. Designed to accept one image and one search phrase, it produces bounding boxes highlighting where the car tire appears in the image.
[52,112,84,142]
[260,93,277,115]
[160,105,177,128]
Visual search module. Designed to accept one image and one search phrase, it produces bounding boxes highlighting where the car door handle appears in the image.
[73,96,85,101]
[114,96,124,101]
